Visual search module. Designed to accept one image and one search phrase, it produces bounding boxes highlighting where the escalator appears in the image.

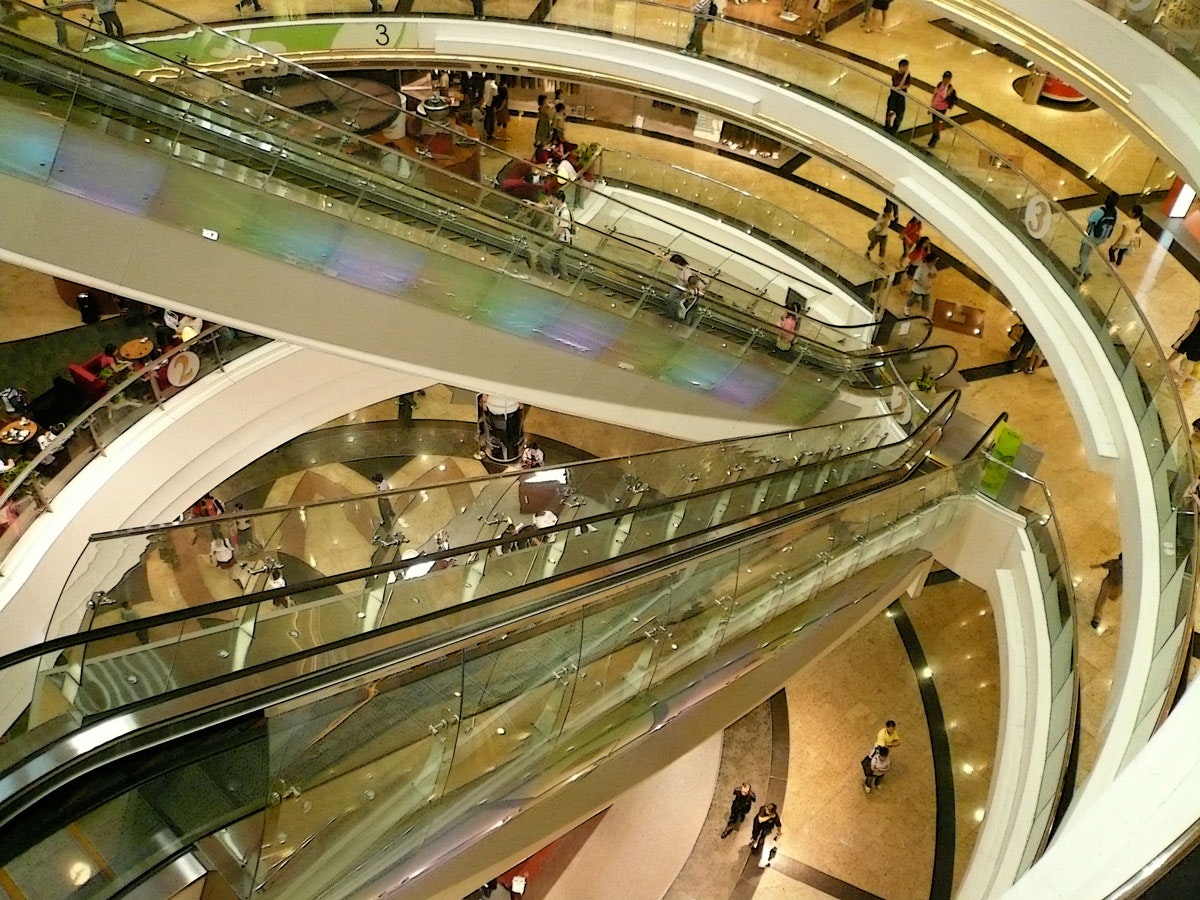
[0,14,958,412]
[0,398,962,895]
[54,403,935,633]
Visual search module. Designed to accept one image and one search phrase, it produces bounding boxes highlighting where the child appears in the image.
[1108,204,1144,267]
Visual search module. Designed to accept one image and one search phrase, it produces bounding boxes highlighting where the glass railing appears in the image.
[547,4,1195,675]
[0,19,940,403]
[0,393,956,815]
[0,327,269,573]
[1083,0,1200,76]
[0,452,981,899]
[53,407,916,637]
[0,0,912,362]
[441,0,1194,762]
[568,150,887,306]
[975,451,1078,876]
[6,0,1188,761]
[79,0,895,314]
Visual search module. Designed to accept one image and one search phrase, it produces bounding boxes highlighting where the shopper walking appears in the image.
[209,529,236,570]
[1072,191,1120,281]
[95,0,124,31]
[551,102,569,143]
[1090,553,1123,630]
[1008,320,1037,372]
[907,254,938,314]
[534,94,553,149]
[481,74,499,140]
[864,745,890,793]
[898,216,922,264]
[1169,307,1200,384]
[548,192,575,277]
[861,0,892,32]
[749,803,782,855]
[1108,204,1144,267]
[927,71,957,148]
[494,85,510,142]
[721,783,756,838]
[866,204,896,261]
[669,253,707,320]
[808,0,831,38]
[45,0,70,48]
[885,59,911,134]
[684,0,721,56]
[373,473,395,529]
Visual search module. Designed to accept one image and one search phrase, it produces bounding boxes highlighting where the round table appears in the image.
[119,336,155,362]
[0,418,38,446]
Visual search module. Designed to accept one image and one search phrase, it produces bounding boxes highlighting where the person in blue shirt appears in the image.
[1073,191,1119,281]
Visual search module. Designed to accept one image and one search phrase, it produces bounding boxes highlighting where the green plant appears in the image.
[914,366,936,393]
[0,460,31,490]
[574,142,601,173]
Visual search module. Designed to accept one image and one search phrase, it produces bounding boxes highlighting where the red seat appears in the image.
[68,353,110,402]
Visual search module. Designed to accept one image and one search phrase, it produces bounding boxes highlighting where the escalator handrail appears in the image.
[0,10,923,368]
[965,412,1009,461]
[0,410,954,837]
[90,409,903,540]
[0,391,958,675]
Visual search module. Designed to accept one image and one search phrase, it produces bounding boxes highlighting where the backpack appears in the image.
[1090,206,1118,240]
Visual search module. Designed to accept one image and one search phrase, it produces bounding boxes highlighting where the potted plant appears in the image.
[912,365,937,394]
[574,142,601,180]
[0,460,29,491]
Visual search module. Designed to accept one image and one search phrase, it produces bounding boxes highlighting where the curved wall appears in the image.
[0,20,1185,893]
[931,0,1200,185]
[1,20,1155,793]
[0,342,428,729]
[371,19,1165,804]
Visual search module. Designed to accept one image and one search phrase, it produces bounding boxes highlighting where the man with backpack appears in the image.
[1073,191,1120,282]
[684,0,722,56]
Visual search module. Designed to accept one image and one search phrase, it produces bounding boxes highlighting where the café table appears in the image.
[119,336,155,363]
[0,417,38,446]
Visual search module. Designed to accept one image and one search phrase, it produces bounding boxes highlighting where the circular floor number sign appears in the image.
[166,351,201,387]
[1024,193,1054,240]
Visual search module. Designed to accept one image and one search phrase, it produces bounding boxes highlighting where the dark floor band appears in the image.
[731,691,790,899]
[890,598,956,900]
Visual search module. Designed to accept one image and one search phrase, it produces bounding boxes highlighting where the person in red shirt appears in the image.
[904,236,931,274]
[899,217,922,261]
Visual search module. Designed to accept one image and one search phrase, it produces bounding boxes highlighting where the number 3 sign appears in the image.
[1024,193,1053,240]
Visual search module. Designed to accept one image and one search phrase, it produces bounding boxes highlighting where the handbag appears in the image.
[860,755,872,777]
